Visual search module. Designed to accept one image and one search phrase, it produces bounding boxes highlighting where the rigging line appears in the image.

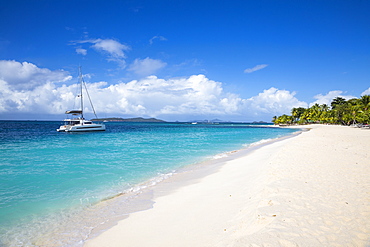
[72,76,81,110]
[79,66,84,119]
[81,74,99,119]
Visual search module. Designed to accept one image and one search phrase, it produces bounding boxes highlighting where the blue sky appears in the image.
[0,0,369,121]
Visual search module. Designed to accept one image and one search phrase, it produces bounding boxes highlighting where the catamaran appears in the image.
[57,68,105,132]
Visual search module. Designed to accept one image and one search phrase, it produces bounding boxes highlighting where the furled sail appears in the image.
[65,110,83,115]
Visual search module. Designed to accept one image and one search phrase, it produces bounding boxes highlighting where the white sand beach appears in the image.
[84,125,370,247]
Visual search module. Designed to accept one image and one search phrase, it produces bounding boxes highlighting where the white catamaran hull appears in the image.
[57,121,105,132]
[65,124,105,132]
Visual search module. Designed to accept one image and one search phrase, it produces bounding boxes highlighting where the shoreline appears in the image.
[79,127,304,244]
[1,124,297,247]
[84,124,370,247]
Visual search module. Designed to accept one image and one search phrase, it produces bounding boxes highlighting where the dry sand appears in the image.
[84,125,370,247]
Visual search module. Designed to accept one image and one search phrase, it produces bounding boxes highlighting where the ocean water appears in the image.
[0,121,297,246]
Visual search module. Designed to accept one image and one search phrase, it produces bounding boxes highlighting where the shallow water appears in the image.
[0,121,296,246]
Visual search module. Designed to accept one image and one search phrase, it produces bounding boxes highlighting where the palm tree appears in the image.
[272,116,277,124]
[307,104,323,123]
[291,107,306,123]
[273,95,370,126]
[275,114,293,125]
[346,104,362,125]
[359,95,370,124]
[331,97,346,109]
[360,95,370,111]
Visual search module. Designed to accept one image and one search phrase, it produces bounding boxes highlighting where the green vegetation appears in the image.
[272,95,370,126]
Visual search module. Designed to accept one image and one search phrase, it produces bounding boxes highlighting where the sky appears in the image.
[0,0,369,122]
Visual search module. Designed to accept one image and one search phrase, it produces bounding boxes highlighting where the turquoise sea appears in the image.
[0,121,297,246]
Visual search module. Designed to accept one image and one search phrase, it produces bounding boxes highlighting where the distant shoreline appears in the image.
[90,117,270,124]
[91,117,166,122]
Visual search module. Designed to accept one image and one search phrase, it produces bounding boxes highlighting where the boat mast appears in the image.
[79,66,84,119]
[78,66,99,120]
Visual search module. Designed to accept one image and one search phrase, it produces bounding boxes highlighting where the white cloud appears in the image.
[90,39,129,58]
[91,81,307,120]
[0,60,71,90]
[245,87,308,116]
[361,87,370,96]
[128,57,167,77]
[0,60,317,121]
[310,90,355,107]
[73,38,130,67]
[244,64,268,73]
[76,48,87,55]
[149,36,167,45]
[90,75,226,117]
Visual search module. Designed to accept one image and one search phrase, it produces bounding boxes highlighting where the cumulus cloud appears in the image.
[73,38,130,67]
[0,72,227,117]
[0,60,71,90]
[310,90,355,107]
[0,60,312,121]
[90,75,226,116]
[244,64,268,73]
[128,57,167,77]
[361,87,370,96]
[245,87,308,116]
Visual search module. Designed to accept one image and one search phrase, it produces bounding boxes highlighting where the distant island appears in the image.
[91,117,269,124]
[91,117,166,123]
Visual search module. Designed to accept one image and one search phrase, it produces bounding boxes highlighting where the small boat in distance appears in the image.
[57,67,105,132]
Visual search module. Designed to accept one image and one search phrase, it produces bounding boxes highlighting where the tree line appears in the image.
[272,95,370,126]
